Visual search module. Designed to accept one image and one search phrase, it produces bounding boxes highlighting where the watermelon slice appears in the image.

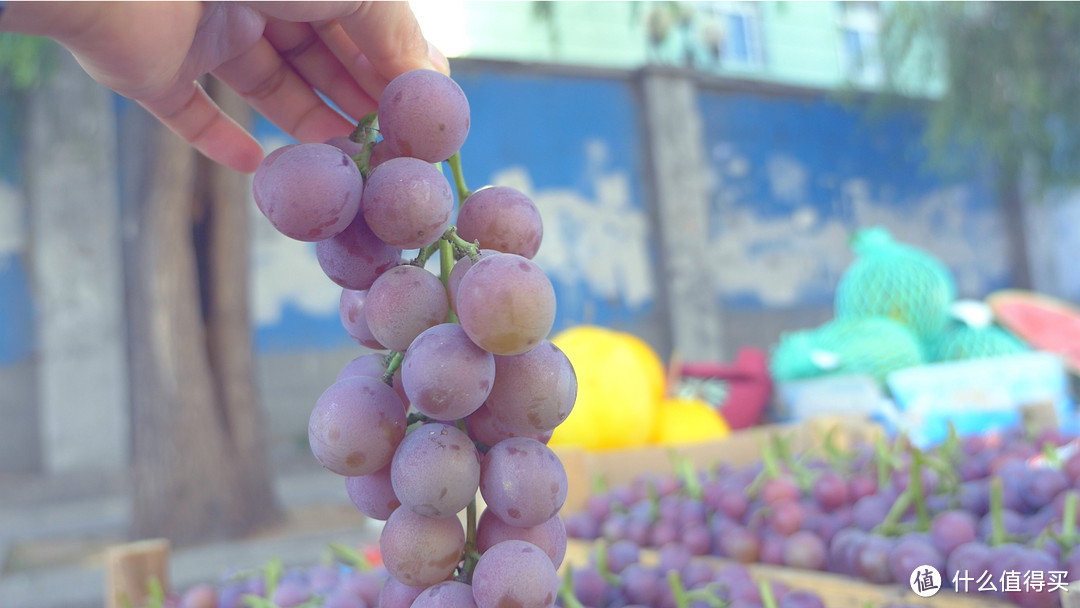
[987,289,1080,375]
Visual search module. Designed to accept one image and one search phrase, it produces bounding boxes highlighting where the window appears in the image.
[836,1,883,86]
[708,2,766,69]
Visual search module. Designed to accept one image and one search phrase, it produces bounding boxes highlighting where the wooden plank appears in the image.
[562,540,1014,608]
[103,538,171,608]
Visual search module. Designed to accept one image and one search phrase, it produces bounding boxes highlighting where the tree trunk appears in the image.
[127,81,282,545]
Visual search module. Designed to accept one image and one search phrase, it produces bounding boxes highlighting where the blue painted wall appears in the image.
[0,96,34,366]
[697,91,1011,312]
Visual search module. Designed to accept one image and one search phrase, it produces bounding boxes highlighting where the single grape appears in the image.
[781,530,827,570]
[888,535,944,587]
[178,584,217,608]
[767,499,804,536]
[378,576,425,608]
[851,494,893,532]
[401,323,495,420]
[761,477,801,505]
[620,564,662,606]
[322,589,366,608]
[335,352,409,407]
[811,472,850,512]
[316,211,401,290]
[778,591,825,608]
[308,376,406,477]
[253,142,363,241]
[361,156,454,249]
[364,265,449,353]
[571,567,608,608]
[465,403,552,448]
[325,134,365,157]
[271,580,311,607]
[476,509,567,568]
[379,505,465,588]
[456,186,543,259]
[339,289,384,349]
[456,253,556,356]
[472,540,559,608]
[603,539,641,575]
[340,569,387,606]
[717,525,760,563]
[854,535,894,584]
[345,461,400,520]
[480,437,567,528]
[411,580,479,608]
[378,69,470,163]
[447,249,497,311]
[391,422,481,519]
[1023,468,1069,511]
[306,565,339,594]
[484,340,576,435]
[369,139,398,169]
[929,509,978,556]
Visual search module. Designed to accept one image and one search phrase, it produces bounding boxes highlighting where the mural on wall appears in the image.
[249,68,659,354]
[698,92,1012,310]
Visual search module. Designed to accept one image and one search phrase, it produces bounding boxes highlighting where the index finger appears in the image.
[335,1,449,81]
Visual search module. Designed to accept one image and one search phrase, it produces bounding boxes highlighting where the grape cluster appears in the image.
[566,425,1080,608]
[252,69,577,608]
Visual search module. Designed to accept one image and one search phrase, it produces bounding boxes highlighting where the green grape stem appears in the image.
[442,225,481,261]
[381,352,404,387]
[667,570,691,608]
[558,568,588,608]
[447,151,473,203]
[759,579,780,608]
[349,112,380,178]
[909,448,930,531]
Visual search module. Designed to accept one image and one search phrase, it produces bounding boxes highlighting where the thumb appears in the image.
[336,1,450,80]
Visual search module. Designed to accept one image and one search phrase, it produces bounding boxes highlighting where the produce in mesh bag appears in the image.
[835,226,956,342]
[929,300,1029,363]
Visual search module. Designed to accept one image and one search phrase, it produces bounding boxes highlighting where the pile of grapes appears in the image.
[251,68,578,608]
[565,424,1080,608]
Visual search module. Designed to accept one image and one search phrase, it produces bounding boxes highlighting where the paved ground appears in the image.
[0,445,383,608]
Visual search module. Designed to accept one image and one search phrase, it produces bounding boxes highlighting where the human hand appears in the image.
[1,1,449,173]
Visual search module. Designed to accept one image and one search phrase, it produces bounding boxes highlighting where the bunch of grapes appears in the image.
[565,425,1080,608]
[252,69,578,608]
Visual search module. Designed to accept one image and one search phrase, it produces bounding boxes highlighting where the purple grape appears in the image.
[767,499,804,536]
[178,585,217,608]
[781,530,827,570]
[411,580,479,608]
[812,472,850,512]
[346,461,400,520]
[657,542,693,574]
[604,539,640,575]
[848,475,878,502]
[476,509,567,568]
[456,253,556,356]
[391,422,481,519]
[378,69,470,163]
[759,533,785,566]
[339,289,384,349]
[761,477,801,505]
[378,576,425,608]
[484,340,577,435]
[456,186,543,259]
[316,212,401,291]
[854,534,894,584]
[930,509,978,556]
[465,403,552,448]
[307,565,339,594]
[571,567,608,608]
[340,570,386,606]
[472,540,560,608]
[620,564,662,606]
[401,323,495,420]
[650,519,680,547]
[1023,468,1069,511]
[480,437,567,528]
[447,249,497,310]
[253,142,362,241]
[564,511,600,540]
[851,494,892,532]
[680,523,712,556]
[778,591,825,608]
[718,525,760,563]
[336,353,409,407]
[946,541,991,581]
[888,535,944,587]
[364,265,449,353]
[361,156,454,249]
[308,376,406,477]
[271,580,311,607]
[324,134,365,157]
[379,505,464,588]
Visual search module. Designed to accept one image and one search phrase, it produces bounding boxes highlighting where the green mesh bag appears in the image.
[835,227,956,342]
[928,300,1029,362]
[770,316,926,385]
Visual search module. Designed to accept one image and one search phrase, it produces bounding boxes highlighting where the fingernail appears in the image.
[427,41,451,75]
